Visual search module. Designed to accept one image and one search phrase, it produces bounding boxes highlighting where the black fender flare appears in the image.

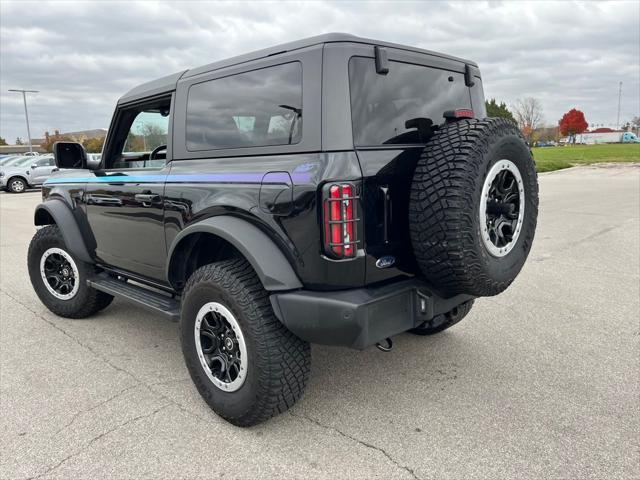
[34,200,93,263]
[166,216,303,291]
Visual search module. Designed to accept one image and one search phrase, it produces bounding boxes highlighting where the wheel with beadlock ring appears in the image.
[179,258,311,427]
[27,225,113,318]
[409,117,539,297]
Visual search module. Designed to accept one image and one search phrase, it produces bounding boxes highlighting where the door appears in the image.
[29,156,56,184]
[85,96,172,282]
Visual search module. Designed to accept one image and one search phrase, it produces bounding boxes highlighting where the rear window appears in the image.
[186,62,303,151]
[349,57,472,146]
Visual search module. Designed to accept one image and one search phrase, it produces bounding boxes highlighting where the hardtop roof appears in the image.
[118,33,477,104]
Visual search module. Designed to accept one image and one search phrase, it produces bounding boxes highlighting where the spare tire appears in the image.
[409,118,538,297]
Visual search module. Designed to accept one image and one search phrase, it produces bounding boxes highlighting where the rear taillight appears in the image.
[323,183,359,259]
[443,108,475,120]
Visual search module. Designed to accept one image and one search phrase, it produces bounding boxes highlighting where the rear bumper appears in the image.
[270,279,474,349]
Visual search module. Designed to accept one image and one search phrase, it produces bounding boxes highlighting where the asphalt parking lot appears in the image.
[1,164,638,480]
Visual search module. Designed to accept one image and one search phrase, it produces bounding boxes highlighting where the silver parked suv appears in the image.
[0,155,56,193]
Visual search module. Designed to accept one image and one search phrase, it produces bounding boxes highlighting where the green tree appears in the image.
[15,137,24,145]
[124,123,166,152]
[534,126,559,143]
[0,136,7,146]
[82,137,105,153]
[124,132,145,152]
[485,99,515,122]
[138,123,167,151]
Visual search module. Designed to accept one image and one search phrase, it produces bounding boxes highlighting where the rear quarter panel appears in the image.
[164,153,366,290]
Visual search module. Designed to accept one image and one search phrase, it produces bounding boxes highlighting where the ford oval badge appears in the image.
[376,256,396,269]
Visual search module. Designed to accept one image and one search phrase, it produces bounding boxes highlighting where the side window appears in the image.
[105,98,171,170]
[186,62,302,151]
[37,157,54,167]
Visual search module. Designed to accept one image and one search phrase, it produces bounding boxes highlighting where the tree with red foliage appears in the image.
[559,109,588,144]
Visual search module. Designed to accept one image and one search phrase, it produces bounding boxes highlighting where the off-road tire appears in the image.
[180,258,311,427]
[409,118,538,297]
[27,225,114,318]
[409,299,474,336]
[8,177,27,193]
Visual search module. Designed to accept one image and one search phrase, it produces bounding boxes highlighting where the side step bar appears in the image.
[88,273,181,321]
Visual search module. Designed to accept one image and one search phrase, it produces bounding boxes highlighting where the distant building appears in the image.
[564,128,638,144]
[0,128,107,155]
[0,145,46,155]
[39,128,107,145]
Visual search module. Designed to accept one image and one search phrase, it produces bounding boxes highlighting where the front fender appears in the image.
[34,199,93,263]
[167,216,303,291]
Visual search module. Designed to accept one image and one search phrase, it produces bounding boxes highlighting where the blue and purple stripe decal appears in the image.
[44,172,312,185]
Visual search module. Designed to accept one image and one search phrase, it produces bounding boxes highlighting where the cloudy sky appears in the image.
[1,0,638,143]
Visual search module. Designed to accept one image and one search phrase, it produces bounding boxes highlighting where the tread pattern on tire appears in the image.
[28,225,113,318]
[181,258,310,427]
[409,117,538,297]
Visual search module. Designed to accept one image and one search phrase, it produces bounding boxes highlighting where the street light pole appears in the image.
[8,89,39,154]
[616,81,622,130]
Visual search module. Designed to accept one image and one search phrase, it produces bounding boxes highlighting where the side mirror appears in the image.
[31,164,37,169]
[53,142,87,169]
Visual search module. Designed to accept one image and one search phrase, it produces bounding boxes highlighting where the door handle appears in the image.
[86,194,122,206]
[135,193,161,204]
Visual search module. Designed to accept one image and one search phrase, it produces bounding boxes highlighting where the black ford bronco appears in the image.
[28,34,538,426]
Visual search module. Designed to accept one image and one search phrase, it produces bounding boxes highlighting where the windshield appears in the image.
[349,57,472,146]
[0,156,21,165]
[3,157,36,167]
